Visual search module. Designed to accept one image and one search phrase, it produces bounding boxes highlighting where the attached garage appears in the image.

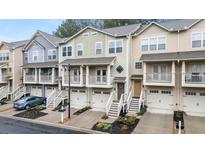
[91,90,111,111]
[45,86,56,98]
[30,86,43,97]
[71,89,87,109]
[147,89,174,114]
[182,91,205,116]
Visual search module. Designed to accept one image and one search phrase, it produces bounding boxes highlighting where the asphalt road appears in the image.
[0,116,87,134]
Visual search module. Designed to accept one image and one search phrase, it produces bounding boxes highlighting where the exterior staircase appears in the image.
[0,86,9,101]
[11,85,27,101]
[128,97,140,114]
[108,100,119,118]
[47,90,67,109]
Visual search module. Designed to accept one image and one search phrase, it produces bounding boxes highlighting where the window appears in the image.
[77,44,83,56]
[96,69,107,83]
[48,50,57,60]
[141,38,149,51]
[141,36,166,51]
[109,40,123,54]
[32,51,40,62]
[109,41,115,54]
[24,52,28,62]
[192,33,201,48]
[135,62,142,69]
[153,64,167,80]
[200,93,205,96]
[0,53,9,61]
[150,38,157,51]
[150,90,158,94]
[116,40,123,53]
[185,91,196,96]
[96,42,102,55]
[62,46,72,57]
[161,90,171,94]
[158,37,166,50]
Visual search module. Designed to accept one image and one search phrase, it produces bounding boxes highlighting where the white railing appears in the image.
[138,89,145,112]
[146,73,172,83]
[52,90,67,108]
[11,85,26,101]
[185,73,205,84]
[25,74,36,82]
[89,75,113,85]
[117,94,125,116]
[126,88,133,112]
[0,86,9,101]
[105,91,115,116]
[40,75,52,83]
[46,89,58,107]
[64,75,86,84]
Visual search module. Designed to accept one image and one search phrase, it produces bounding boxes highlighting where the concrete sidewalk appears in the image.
[133,112,173,134]
[184,115,205,134]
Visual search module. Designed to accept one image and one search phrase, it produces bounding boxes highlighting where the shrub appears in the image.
[117,116,136,126]
[96,122,112,130]
[137,106,147,116]
[34,105,45,111]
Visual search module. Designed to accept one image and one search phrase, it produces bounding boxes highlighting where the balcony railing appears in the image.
[0,76,7,82]
[146,73,172,83]
[185,73,205,84]
[64,75,85,85]
[89,75,107,85]
[40,75,52,83]
[25,74,36,82]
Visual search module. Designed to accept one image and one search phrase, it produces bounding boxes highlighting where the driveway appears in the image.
[184,115,205,134]
[65,110,104,129]
[133,112,173,134]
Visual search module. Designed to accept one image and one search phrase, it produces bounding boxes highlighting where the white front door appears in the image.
[70,89,87,108]
[183,91,205,116]
[91,90,110,111]
[147,89,173,113]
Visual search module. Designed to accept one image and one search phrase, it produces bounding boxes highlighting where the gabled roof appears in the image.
[23,30,63,50]
[134,19,202,36]
[0,40,29,50]
[61,24,141,44]
[140,50,205,62]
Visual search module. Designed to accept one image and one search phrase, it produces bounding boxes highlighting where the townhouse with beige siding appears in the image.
[18,30,63,101]
[0,40,28,101]
[46,25,141,118]
[131,19,205,117]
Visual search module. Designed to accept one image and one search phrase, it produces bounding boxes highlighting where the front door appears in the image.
[134,80,141,97]
[117,83,124,100]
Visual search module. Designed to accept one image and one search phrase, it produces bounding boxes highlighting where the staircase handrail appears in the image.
[105,91,114,116]
[126,89,133,112]
[0,86,9,100]
[117,93,125,116]
[46,89,57,107]
[11,85,24,100]
[138,89,144,112]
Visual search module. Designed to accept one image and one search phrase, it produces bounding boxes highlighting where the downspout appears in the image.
[177,30,181,111]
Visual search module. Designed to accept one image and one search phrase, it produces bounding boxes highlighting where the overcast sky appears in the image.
[0,19,64,42]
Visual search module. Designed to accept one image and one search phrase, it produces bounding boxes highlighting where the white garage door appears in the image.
[71,89,87,108]
[31,86,42,97]
[45,87,56,98]
[91,90,110,111]
[183,91,205,115]
[147,89,173,113]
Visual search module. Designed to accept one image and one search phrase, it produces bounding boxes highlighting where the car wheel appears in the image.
[25,105,31,110]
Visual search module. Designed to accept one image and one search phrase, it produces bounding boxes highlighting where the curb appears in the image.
[0,113,107,134]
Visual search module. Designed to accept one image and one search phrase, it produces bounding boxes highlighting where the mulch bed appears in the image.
[13,108,47,119]
[92,116,140,134]
[73,106,91,115]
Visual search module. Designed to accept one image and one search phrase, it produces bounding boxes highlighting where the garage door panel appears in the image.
[71,89,87,108]
[147,89,173,110]
[91,91,110,111]
[31,86,42,97]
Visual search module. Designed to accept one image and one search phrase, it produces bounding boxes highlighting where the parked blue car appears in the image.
[13,96,46,110]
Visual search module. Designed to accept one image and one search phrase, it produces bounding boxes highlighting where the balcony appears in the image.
[24,74,36,83]
[0,76,7,83]
[182,73,205,87]
[63,75,86,87]
[143,62,175,87]
[40,75,52,83]
[87,75,113,88]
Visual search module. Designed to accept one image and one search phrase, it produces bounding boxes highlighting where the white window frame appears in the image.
[191,32,205,48]
[95,42,102,55]
[48,49,57,60]
[0,52,9,61]
[77,43,83,56]
[62,45,72,57]
[32,50,41,62]
[141,35,166,52]
[96,68,107,84]
[108,39,123,54]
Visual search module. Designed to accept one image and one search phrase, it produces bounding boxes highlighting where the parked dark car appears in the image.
[13,96,46,110]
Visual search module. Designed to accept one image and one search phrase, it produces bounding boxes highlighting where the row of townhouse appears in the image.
[1,19,205,117]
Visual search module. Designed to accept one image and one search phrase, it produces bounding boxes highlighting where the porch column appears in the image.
[182,61,185,86]
[0,68,2,81]
[52,68,55,84]
[107,65,111,85]
[62,66,65,86]
[86,66,89,86]
[38,68,41,83]
[171,61,175,86]
[23,69,26,83]
[143,62,146,85]
[79,65,83,86]
[35,68,38,83]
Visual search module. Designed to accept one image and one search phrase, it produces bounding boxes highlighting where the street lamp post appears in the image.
[67,64,71,119]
